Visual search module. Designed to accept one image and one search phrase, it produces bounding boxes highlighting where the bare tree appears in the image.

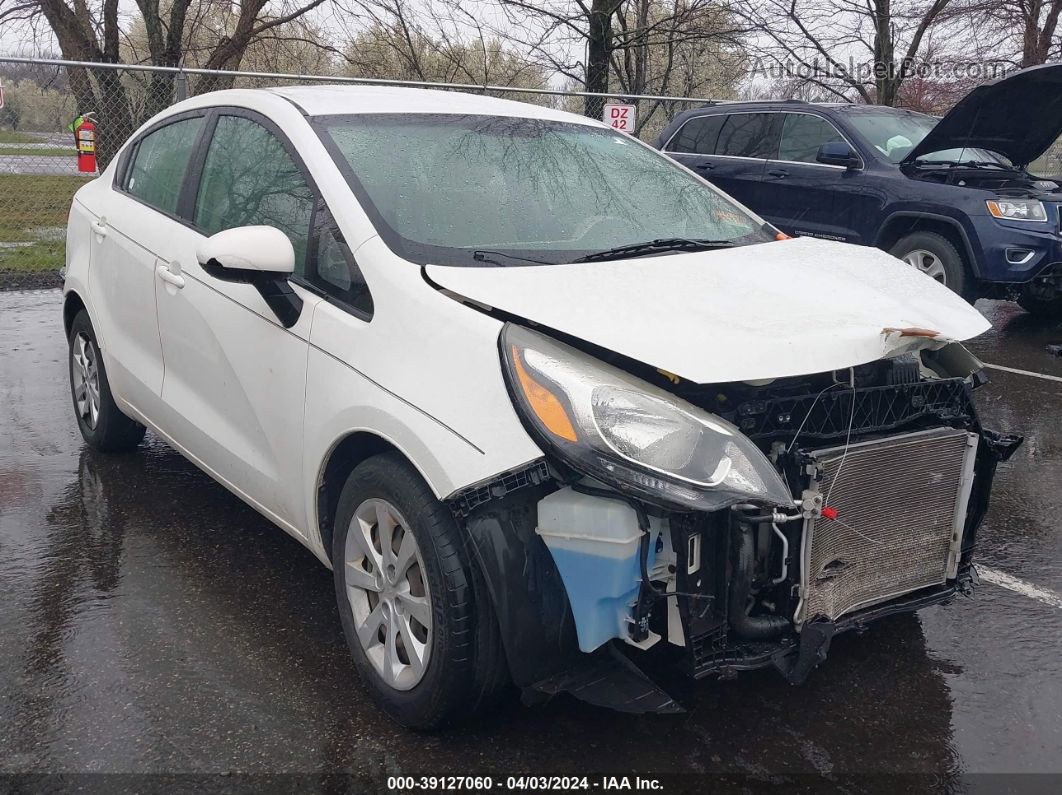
[0,0,329,164]
[736,0,964,105]
[967,0,1062,65]
[479,0,747,116]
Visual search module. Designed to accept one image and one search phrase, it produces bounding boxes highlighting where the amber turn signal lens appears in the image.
[511,345,578,442]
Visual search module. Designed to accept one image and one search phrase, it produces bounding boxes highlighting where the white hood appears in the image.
[427,237,990,384]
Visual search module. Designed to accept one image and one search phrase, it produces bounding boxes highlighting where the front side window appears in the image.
[194,115,315,275]
[317,114,772,267]
[777,114,846,163]
[667,114,725,155]
[125,116,204,214]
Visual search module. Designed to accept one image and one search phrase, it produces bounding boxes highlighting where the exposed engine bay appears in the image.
[903,161,1062,198]
[450,337,1022,714]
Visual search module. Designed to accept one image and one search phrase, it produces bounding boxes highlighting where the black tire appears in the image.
[332,452,508,729]
[889,231,974,301]
[1016,290,1062,317]
[68,310,146,452]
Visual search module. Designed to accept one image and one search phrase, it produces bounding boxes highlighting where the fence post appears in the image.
[174,67,188,104]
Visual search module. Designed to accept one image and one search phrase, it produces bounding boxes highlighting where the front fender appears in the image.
[456,481,581,687]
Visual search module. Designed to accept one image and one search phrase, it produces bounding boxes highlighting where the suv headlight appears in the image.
[986,199,1047,222]
[501,324,792,511]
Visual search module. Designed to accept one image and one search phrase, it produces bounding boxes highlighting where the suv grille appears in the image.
[797,427,978,624]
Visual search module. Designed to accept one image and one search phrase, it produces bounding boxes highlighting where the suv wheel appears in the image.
[68,309,146,451]
[332,452,508,729]
[890,232,972,300]
[1017,282,1062,317]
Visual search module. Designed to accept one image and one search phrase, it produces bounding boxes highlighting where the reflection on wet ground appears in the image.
[1,291,1060,788]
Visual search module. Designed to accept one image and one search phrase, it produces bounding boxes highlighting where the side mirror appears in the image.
[197,225,302,328]
[816,141,861,169]
[196,225,295,278]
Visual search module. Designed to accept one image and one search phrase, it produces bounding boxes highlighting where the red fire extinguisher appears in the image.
[72,113,98,174]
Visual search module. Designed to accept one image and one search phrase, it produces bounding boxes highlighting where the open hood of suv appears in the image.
[904,63,1062,167]
[427,237,989,384]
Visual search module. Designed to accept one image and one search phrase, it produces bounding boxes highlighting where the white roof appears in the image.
[265,84,598,124]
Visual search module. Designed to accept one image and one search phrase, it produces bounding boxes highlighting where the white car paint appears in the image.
[63,84,990,569]
[196,225,296,273]
[427,236,990,384]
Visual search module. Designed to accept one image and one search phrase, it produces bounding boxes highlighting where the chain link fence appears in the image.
[0,56,709,291]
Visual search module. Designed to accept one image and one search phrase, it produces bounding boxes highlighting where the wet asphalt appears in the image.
[1,289,1061,791]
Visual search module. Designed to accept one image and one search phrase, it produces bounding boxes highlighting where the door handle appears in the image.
[156,264,185,289]
[767,169,789,178]
[693,162,715,171]
[91,220,108,239]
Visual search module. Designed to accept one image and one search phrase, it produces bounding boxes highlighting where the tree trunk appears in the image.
[1021,0,1062,66]
[872,0,898,105]
[585,0,615,117]
[632,0,649,96]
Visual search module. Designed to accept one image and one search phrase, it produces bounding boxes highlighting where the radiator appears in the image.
[796,427,979,624]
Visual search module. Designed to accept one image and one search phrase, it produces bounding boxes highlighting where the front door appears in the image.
[152,111,321,536]
[759,112,856,242]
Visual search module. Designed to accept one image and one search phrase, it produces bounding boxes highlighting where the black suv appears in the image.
[655,64,1062,314]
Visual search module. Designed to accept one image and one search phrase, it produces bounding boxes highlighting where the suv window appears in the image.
[778,113,846,163]
[716,113,777,159]
[194,115,315,275]
[667,114,725,155]
[125,117,204,214]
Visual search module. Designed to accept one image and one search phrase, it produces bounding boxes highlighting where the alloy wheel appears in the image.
[343,498,432,691]
[71,332,101,430]
[901,249,947,284]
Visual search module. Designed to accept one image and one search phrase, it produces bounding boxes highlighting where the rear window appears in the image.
[716,113,777,159]
[667,114,725,155]
[125,117,204,214]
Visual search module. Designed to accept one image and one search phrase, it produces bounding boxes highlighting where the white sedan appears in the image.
[63,85,1016,729]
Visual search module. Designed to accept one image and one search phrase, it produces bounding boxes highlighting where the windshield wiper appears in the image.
[915,159,1007,169]
[472,249,554,266]
[572,238,735,263]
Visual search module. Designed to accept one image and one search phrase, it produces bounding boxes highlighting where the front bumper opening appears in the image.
[455,374,1023,715]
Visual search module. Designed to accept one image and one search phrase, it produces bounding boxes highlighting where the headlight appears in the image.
[501,324,792,511]
[986,199,1047,222]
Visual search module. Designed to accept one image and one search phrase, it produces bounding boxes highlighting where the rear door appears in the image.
[151,110,323,536]
[761,112,857,242]
[662,112,777,209]
[90,113,205,415]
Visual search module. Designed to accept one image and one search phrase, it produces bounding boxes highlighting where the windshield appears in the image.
[846,110,1009,165]
[315,114,772,267]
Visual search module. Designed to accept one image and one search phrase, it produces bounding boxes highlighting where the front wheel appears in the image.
[68,309,146,451]
[890,231,974,301]
[332,453,507,729]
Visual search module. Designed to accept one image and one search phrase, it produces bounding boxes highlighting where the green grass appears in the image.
[0,240,65,272]
[0,147,76,157]
[0,129,43,144]
[0,173,91,272]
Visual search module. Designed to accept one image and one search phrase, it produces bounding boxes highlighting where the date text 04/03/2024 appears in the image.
[387,776,664,791]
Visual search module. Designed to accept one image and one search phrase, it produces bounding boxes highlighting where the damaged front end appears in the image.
[448,324,1022,714]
